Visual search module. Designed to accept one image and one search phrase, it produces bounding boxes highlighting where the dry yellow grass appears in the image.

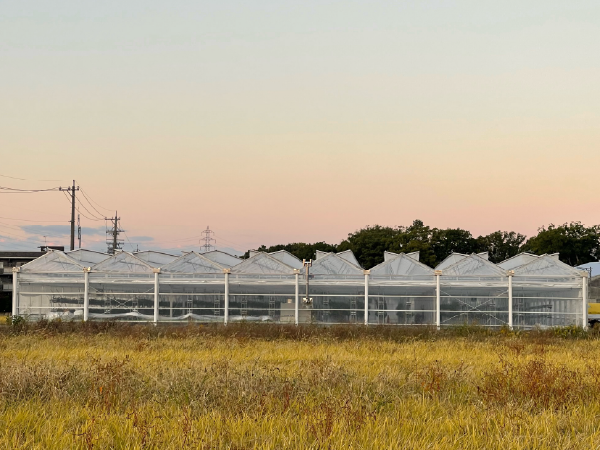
[1,322,600,449]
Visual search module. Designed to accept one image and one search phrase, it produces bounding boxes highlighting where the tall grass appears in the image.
[1,322,600,448]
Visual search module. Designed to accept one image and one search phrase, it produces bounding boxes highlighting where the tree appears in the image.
[521,222,600,266]
[476,231,527,264]
[337,225,399,269]
[338,221,480,268]
[243,220,599,270]
[390,220,436,267]
[430,228,478,266]
[243,242,337,261]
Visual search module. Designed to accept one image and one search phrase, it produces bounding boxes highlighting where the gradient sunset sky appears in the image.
[1,1,599,254]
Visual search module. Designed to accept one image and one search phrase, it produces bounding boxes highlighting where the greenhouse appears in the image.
[11,248,589,329]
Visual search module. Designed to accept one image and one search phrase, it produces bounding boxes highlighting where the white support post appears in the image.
[508,271,513,330]
[435,270,441,329]
[364,270,370,325]
[224,269,230,325]
[11,267,19,317]
[294,270,300,325]
[83,268,90,321]
[582,272,588,330]
[153,268,160,324]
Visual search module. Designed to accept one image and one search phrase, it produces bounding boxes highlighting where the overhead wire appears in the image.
[0,173,64,182]
[212,233,245,249]
[0,186,60,193]
[78,189,107,218]
[1,179,121,250]
[76,207,104,222]
[61,190,98,222]
[149,235,204,245]
[122,231,136,252]
[0,179,115,250]
[75,197,104,221]
[0,215,65,223]
[79,187,112,212]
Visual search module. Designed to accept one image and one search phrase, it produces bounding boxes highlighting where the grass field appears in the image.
[1,321,600,449]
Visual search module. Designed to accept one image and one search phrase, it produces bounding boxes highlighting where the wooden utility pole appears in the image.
[59,180,79,251]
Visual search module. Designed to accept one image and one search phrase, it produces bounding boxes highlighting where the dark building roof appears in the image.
[0,252,46,258]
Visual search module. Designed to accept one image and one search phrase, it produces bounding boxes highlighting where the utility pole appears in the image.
[105,212,123,254]
[77,213,81,249]
[59,180,79,251]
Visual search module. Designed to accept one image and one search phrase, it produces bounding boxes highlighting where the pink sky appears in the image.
[1,1,599,253]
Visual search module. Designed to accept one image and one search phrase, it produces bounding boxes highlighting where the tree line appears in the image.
[244,220,600,269]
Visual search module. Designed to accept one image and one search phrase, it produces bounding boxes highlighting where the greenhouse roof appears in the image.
[315,250,329,260]
[436,253,468,270]
[66,249,109,265]
[91,251,154,273]
[20,250,85,273]
[269,250,303,269]
[336,250,361,268]
[497,252,540,270]
[370,253,434,276]
[162,251,225,273]
[201,250,240,268]
[436,252,489,270]
[133,251,177,267]
[307,252,364,275]
[231,252,295,274]
[441,253,506,276]
[383,251,420,262]
[512,255,582,276]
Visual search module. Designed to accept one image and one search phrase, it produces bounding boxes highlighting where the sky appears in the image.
[1,0,599,254]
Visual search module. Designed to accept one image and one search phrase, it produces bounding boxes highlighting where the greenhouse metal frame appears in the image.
[12,248,589,329]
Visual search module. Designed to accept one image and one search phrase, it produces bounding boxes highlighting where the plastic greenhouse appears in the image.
[11,248,589,329]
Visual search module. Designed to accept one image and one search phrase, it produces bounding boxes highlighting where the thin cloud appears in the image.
[128,236,154,242]
[21,225,105,236]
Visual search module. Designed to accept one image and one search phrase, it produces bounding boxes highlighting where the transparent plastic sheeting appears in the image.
[14,272,585,329]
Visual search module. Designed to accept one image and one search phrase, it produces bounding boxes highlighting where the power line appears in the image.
[122,231,136,251]
[0,186,60,193]
[0,215,65,223]
[150,234,205,245]
[212,233,245,249]
[0,173,64,182]
[75,196,104,221]
[80,187,112,212]
[76,205,103,222]
[0,174,27,181]
[78,188,108,217]
[60,189,73,205]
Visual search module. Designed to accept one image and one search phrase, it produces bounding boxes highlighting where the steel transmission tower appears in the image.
[200,226,216,253]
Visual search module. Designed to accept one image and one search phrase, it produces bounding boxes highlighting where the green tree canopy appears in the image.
[522,222,600,266]
[244,220,599,269]
[337,225,399,269]
[476,231,527,264]
[242,242,336,261]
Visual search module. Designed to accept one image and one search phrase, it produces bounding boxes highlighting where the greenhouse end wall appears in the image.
[13,270,588,329]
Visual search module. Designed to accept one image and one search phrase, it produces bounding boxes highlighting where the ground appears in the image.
[1,322,600,449]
